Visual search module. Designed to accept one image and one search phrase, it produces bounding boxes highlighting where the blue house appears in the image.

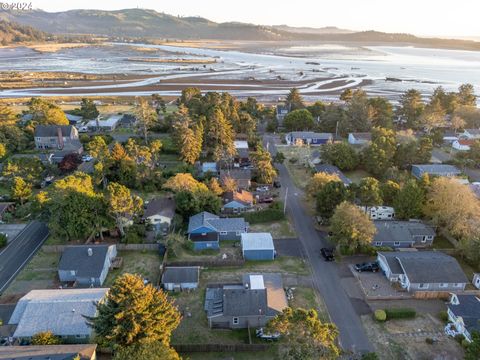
[411,164,461,179]
[187,212,249,250]
[241,233,275,261]
[285,132,333,146]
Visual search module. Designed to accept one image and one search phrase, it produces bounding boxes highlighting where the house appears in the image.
[314,164,352,186]
[86,114,122,131]
[161,266,200,291]
[452,139,475,151]
[285,132,333,146]
[234,140,250,166]
[462,129,480,140]
[118,114,138,128]
[0,344,97,360]
[58,245,117,286]
[205,273,288,329]
[65,113,83,125]
[276,104,289,125]
[34,125,79,150]
[447,294,480,342]
[473,273,480,289]
[411,164,462,179]
[187,211,249,250]
[373,220,435,248]
[222,190,254,214]
[220,169,252,190]
[241,233,275,261]
[377,251,468,292]
[0,202,14,221]
[9,288,108,342]
[361,206,395,220]
[348,132,372,145]
[143,197,176,235]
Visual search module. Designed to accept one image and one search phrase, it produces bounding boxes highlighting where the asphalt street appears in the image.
[265,134,373,353]
[0,221,50,294]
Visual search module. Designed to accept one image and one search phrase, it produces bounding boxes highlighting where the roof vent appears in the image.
[72,308,75,313]
[87,248,93,257]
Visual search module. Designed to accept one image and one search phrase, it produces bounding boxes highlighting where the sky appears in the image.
[32,0,480,38]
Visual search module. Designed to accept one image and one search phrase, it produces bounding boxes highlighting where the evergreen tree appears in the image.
[88,273,181,347]
[398,89,424,129]
[206,107,235,162]
[457,83,477,107]
[113,343,180,360]
[316,181,349,219]
[79,98,99,119]
[285,88,305,111]
[393,180,425,219]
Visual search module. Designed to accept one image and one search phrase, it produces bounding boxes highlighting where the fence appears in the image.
[413,291,454,300]
[166,259,245,267]
[173,344,270,353]
[42,243,159,253]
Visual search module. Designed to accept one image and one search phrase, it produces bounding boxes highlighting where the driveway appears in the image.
[264,135,373,353]
[0,221,49,294]
[274,238,305,258]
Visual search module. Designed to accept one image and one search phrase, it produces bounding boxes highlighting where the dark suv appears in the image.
[320,248,335,261]
[354,262,379,272]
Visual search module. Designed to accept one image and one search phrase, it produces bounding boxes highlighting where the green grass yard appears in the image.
[104,250,161,286]
[249,219,296,239]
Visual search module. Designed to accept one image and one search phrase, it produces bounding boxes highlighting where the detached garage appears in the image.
[241,233,275,261]
[161,266,200,291]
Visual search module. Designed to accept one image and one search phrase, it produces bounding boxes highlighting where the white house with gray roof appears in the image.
[187,211,248,250]
[373,220,435,248]
[9,288,108,342]
[285,132,333,146]
[205,273,288,329]
[377,251,468,292]
[462,129,480,140]
[411,164,462,179]
[447,294,480,342]
[58,245,117,286]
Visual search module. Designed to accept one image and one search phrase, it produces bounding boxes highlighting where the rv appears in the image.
[359,206,395,220]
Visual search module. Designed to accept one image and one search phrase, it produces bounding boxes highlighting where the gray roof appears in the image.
[448,295,480,334]
[58,245,114,279]
[288,131,333,140]
[162,266,199,284]
[350,132,372,141]
[465,129,480,135]
[412,164,461,176]
[374,221,436,244]
[10,288,108,337]
[206,273,286,318]
[143,197,175,219]
[220,169,252,182]
[188,211,248,233]
[65,113,83,123]
[241,233,275,251]
[314,164,352,185]
[34,125,76,138]
[378,251,468,284]
[0,344,97,360]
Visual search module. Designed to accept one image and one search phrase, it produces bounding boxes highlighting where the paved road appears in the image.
[265,135,373,354]
[0,221,49,294]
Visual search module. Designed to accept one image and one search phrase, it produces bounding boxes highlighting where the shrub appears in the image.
[374,309,386,322]
[385,308,416,320]
[425,337,434,345]
[361,353,379,360]
[461,339,470,348]
[438,310,449,322]
[244,208,285,224]
[0,233,7,248]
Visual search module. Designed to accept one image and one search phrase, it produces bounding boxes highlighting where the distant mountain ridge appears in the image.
[1,8,479,50]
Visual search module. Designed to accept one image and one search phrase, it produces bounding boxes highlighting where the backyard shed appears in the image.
[241,233,275,260]
[161,266,200,291]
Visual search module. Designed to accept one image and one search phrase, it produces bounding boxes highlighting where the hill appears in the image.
[1,8,479,50]
[0,20,48,45]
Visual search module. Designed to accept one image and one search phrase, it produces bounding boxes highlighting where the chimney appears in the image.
[87,248,93,257]
[245,283,249,289]
[57,127,64,150]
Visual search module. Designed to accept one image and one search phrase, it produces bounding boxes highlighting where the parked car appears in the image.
[256,186,270,192]
[273,179,281,188]
[320,248,335,261]
[256,328,280,341]
[354,262,379,272]
[82,154,93,162]
[259,196,274,203]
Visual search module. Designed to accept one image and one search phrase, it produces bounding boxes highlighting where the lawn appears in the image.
[104,250,161,286]
[249,219,296,239]
[431,235,455,249]
[181,348,279,360]
[343,169,372,184]
[3,249,59,295]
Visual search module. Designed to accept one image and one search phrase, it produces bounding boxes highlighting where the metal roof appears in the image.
[241,233,274,251]
[161,266,199,284]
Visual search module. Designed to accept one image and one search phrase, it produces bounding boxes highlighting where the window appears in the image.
[421,236,427,243]
[220,231,227,235]
[439,283,448,288]
[418,283,429,289]
[393,241,401,246]
[233,317,239,325]
[70,270,75,276]
[375,242,382,246]
[236,231,241,236]
[201,232,207,236]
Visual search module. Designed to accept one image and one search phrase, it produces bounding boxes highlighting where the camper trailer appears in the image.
[359,206,395,220]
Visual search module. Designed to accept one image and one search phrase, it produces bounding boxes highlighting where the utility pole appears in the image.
[284,187,288,214]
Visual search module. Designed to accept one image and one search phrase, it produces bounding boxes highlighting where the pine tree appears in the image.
[88,273,181,347]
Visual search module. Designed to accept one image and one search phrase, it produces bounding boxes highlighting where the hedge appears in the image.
[385,308,416,320]
[244,208,285,224]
